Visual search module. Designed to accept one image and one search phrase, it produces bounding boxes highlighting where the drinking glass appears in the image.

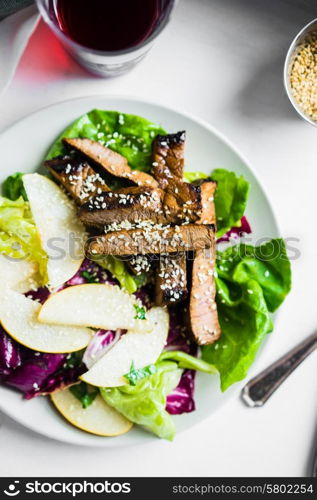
[36,0,178,77]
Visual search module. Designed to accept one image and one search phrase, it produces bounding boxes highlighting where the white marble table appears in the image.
[1,0,317,478]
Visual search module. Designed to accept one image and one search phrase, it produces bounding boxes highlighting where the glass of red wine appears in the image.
[36,0,177,77]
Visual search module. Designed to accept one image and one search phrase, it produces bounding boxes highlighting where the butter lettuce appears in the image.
[46,109,166,172]
[91,255,146,294]
[158,350,217,374]
[183,171,208,183]
[202,239,291,390]
[0,196,47,283]
[100,351,216,440]
[211,169,250,238]
[184,169,250,238]
[101,361,182,441]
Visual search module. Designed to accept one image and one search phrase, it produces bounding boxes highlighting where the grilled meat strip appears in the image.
[79,187,165,227]
[152,131,186,187]
[155,252,188,306]
[189,248,221,345]
[152,132,215,224]
[128,254,153,275]
[192,179,217,225]
[79,182,216,228]
[152,132,217,306]
[44,155,109,205]
[63,138,158,189]
[79,187,203,228]
[87,224,215,257]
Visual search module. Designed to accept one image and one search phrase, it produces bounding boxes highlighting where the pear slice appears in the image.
[81,307,169,387]
[23,173,86,289]
[0,289,91,353]
[38,283,152,333]
[0,253,39,292]
[51,389,132,437]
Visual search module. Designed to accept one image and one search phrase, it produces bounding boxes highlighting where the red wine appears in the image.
[56,0,170,52]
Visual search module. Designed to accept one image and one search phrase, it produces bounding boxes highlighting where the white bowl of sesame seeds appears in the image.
[284,18,317,126]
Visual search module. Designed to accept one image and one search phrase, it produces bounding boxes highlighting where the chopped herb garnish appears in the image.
[124,361,157,386]
[69,382,98,409]
[81,271,98,283]
[63,350,84,369]
[133,304,147,320]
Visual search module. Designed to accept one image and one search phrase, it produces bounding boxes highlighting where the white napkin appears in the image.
[0,4,39,96]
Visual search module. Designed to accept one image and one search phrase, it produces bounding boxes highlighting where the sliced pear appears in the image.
[23,173,86,289]
[38,283,152,333]
[0,253,39,292]
[51,389,132,437]
[81,307,169,387]
[0,289,91,353]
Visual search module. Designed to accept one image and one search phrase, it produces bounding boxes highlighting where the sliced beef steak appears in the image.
[87,224,215,256]
[189,248,221,345]
[79,187,164,227]
[44,155,109,205]
[155,252,188,306]
[64,138,158,189]
[128,254,152,275]
[152,132,216,224]
[192,179,217,225]
[152,131,186,187]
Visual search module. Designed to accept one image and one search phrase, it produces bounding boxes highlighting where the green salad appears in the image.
[0,109,291,441]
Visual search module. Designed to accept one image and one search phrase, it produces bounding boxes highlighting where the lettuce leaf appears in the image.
[0,196,47,283]
[91,255,141,294]
[211,169,250,238]
[100,350,216,439]
[100,361,182,440]
[158,350,217,374]
[202,239,291,391]
[184,169,250,238]
[46,109,166,172]
[183,171,208,183]
[2,173,27,201]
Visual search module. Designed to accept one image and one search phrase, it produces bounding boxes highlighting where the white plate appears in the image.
[0,95,279,447]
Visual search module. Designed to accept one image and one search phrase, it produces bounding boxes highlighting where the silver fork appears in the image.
[241,331,317,407]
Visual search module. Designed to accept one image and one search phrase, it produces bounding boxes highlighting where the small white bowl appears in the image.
[284,18,317,126]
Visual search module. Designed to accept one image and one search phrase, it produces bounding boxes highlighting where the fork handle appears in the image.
[241,332,317,407]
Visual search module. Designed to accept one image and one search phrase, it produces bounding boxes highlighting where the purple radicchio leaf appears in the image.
[65,259,117,287]
[83,329,122,369]
[165,306,197,356]
[166,369,196,415]
[164,306,197,415]
[4,352,65,395]
[24,360,86,399]
[217,216,252,243]
[0,326,23,377]
[25,287,51,304]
